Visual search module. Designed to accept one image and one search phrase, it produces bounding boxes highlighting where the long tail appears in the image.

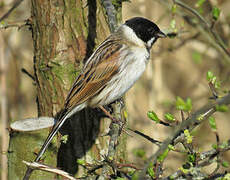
[23,105,84,180]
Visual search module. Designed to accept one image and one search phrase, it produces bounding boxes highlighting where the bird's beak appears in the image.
[157,30,167,38]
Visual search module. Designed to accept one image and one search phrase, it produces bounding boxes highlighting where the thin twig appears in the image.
[21,68,35,81]
[116,163,141,170]
[207,172,228,180]
[173,0,209,27]
[97,2,124,179]
[164,140,230,179]
[168,33,200,52]
[23,161,77,180]
[0,0,25,22]
[197,141,230,167]
[173,0,230,58]
[128,128,162,146]
[208,82,218,99]
[0,20,28,30]
[139,93,230,178]
[87,164,104,174]
[100,101,124,178]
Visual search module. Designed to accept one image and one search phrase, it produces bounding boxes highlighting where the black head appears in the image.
[125,17,166,47]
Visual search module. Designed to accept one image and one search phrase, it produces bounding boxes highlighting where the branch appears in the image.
[168,33,200,51]
[128,128,162,146]
[23,161,77,180]
[0,20,28,30]
[173,0,230,59]
[21,68,35,81]
[100,101,125,178]
[163,139,230,179]
[173,0,209,27]
[139,93,230,178]
[101,0,118,32]
[97,2,124,178]
[0,0,25,22]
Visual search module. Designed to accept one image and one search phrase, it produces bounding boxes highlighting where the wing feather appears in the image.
[65,42,123,110]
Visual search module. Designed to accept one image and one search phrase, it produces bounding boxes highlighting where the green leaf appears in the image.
[188,154,196,163]
[208,117,217,131]
[216,105,229,112]
[147,167,155,178]
[184,129,193,144]
[128,170,135,176]
[192,51,202,64]
[196,114,204,121]
[195,0,206,8]
[176,97,192,112]
[186,98,192,111]
[131,171,139,180]
[171,4,177,14]
[176,97,186,110]
[108,156,113,161]
[212,144,218,149]
[133,149,146,158]
[77,159,86,165]
[223,173,230,179]
[214,80,221,89]
[170,19,176,29]
[147,111,160,123]
[0,20,5,25]
[164,113,175,121]
[212,6,221,21]
[219,141,229,149]
[61,135,68,144]
[221,161,229,168]
[168,144,175,151]
[206,71,214,82]
[157,148,169,162]
[206,71,221,89]
[179,165,189,174]
[212,76,217,84]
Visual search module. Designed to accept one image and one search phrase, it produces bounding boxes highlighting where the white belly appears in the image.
[90,47,149,106]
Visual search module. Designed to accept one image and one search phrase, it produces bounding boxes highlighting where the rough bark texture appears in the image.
[8,0,126,179]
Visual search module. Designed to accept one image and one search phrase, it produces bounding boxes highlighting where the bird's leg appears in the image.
[99,105,131,136]
[99,105,119,123]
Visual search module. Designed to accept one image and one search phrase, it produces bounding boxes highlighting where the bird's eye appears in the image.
[147,28,155,35]
[147,28,152,32]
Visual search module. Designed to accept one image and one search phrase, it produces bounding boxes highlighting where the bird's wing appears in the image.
[65,42,123,110]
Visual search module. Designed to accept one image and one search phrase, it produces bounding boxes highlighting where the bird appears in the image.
[23,17,166,179]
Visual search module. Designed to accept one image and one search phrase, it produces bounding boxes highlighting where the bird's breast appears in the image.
[117,47,149,91]
[90,47,150,106]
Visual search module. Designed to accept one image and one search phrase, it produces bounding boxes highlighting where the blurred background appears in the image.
[1,0,230,178]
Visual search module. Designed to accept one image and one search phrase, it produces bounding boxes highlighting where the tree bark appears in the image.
[8,0,126,179]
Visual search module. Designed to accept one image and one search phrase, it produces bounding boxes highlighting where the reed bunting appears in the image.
[24,17,166,179]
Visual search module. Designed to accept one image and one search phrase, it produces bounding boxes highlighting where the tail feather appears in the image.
[23,112,69,180]
[34,112,68,162]
[23,103,86,180]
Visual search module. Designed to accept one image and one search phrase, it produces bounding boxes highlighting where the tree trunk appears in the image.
[8,0,126,179]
